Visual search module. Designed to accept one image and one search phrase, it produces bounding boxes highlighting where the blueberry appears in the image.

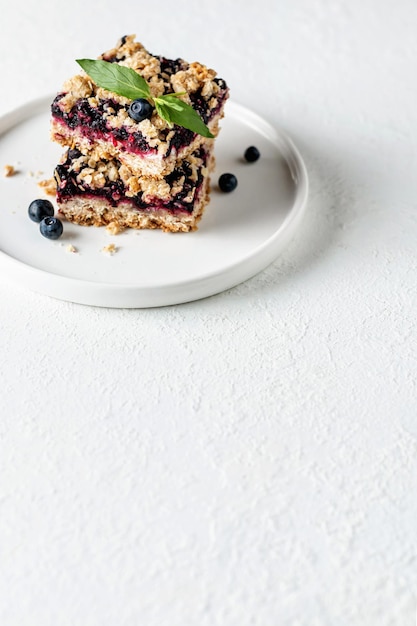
[128,98,153,123]
[244,146,260,162]
[218,173,238,192]
[28,199,55,223]
[40,216,63,240]
[68,148,82,160]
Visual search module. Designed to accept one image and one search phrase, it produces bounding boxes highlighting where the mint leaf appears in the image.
[155,95,214,138]
[156,96,183,112]
[75,59,214,138]
[76,59,151,100]
[154,99,173,126]
[166,91,187,98]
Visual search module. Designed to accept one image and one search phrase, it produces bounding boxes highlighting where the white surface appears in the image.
[0,99,308,307]
[0,1,417,625]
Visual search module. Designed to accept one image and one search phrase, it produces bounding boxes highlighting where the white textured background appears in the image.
[1,1,417,624]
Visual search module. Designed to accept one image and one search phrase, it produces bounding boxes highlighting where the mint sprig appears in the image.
[76,59,150,100]
[76,58,214,138]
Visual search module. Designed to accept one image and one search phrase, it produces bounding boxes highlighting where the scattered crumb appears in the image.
[35,170,44,177]
[27,171,34,178]
[106,221,124,235]
[102,243,117,255]
[38,178,57,196]
[3,164,16,177]
[66,244,78,253]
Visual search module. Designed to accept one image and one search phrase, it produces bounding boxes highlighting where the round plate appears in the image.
[0,96,308,308]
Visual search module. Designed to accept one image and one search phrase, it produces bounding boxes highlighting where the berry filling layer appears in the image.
[51,95,157,156]
[51,84,227,158]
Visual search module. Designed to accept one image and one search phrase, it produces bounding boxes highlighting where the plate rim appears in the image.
[0,96,309,307]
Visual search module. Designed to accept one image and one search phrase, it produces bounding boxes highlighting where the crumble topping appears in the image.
[60,75,94,111]
[171,63,217,97]
[102,243,117,255]
[3,164,16,177]
[56,147,209,202]
[140,177,171,201]
[106,221,124,235]
[38,177,57,196]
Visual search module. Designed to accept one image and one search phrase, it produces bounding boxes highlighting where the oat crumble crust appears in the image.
[38,177,57,196]
[102,243,117,254]
[106,221,124,235]
[3,165,16,177]
[51,35,228,178]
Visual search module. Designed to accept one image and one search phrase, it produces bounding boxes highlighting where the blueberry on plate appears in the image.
[218,173,238,192]
[128,98,153,123]
[244,146,260,162]
[28,198,54,223]
[40,216,63,240]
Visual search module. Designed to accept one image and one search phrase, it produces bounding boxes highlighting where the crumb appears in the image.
[106,221,124,235]
[3,164,16,177]
[38,178,57,196]
[35,170,44,177]
[102,243,117,255]
[66,244,78,253]
[27,171,34,178]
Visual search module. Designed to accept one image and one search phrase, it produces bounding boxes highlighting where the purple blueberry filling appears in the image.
[51,94,156,156]
[158,56,187,76]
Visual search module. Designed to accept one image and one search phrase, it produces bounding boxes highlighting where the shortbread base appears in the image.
[57,181,210,233]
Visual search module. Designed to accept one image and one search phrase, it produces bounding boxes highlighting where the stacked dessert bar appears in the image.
[51,36,229,232]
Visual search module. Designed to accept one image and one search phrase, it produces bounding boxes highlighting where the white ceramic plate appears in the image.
[0,96,308,308]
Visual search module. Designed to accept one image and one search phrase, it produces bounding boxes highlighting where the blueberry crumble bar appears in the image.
[54,146,215,233]
[50,36,228,232]
[51,35,229,179]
